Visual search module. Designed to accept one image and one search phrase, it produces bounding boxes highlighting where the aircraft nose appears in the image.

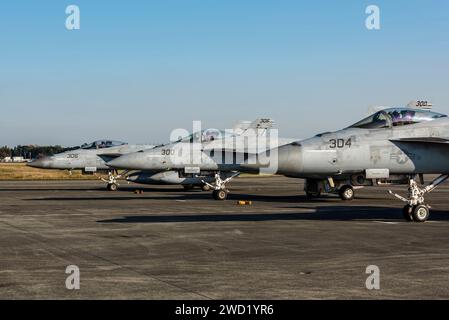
[27,157,52,168]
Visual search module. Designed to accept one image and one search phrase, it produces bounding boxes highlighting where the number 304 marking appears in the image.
[329,138,351,149]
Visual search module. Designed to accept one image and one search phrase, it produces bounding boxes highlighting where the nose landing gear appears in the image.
[202,172,240,201]
[212,189,228,200]
[107,182,118,191]
[97,170,129,191]
[389,174,449,222]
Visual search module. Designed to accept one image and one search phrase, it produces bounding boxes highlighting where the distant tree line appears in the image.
[0,145,75,159]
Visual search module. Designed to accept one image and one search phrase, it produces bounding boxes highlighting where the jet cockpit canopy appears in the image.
[81,140,127,149]
[179,129,235,143]
[349,108,447,129]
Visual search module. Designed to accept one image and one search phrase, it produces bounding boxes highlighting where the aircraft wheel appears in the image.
[107,183,118,191]
[212,189,228,200]
[202,184,212,192]
[412,204,430,223]
[402,205,413,222]
[306,191,321,198]
[339,185,354,201]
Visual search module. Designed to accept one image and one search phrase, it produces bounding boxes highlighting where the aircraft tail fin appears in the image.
[406,100,433,109]
[233,121,252,135]
[234,118,275,136]
[367,100,433,115]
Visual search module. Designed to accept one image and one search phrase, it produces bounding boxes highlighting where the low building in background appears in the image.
[12,156,29,163]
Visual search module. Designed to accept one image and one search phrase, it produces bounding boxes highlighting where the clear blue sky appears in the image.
[1,1,448,146]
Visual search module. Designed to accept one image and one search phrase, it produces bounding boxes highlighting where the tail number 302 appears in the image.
[329,138,352,149]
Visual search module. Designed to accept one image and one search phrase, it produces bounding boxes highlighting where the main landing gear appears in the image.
[339,185,355,201]
[389,174,449,222]
[202,172,240,200]
[304,179,355,201]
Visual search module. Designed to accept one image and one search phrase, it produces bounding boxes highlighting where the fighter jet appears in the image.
[107,119,296,200]
[126,119,280,190]
[28,140,154,191]
[243,101,448,222]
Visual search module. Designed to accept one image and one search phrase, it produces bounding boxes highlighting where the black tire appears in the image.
[306,191,321,198]
[305,180,321,198]
[202,184,212,192]
[402,205,413,222]
[212,189,227,200]
[339,185,354,201]
[107,183,118,191]
[412,204,430,222]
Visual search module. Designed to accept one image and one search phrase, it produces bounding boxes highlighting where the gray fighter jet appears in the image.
[245,102,448,222]
[107,119,296,200]
[28,140,154,190]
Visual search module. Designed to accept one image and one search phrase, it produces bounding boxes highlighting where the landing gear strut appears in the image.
[389,174,449,222]
[98,170,129,191]
[202,172,240,201]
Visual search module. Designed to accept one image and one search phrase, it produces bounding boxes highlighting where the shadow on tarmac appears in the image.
[97,205,449,223]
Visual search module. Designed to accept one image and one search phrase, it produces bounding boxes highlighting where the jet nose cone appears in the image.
[27,157,51,168]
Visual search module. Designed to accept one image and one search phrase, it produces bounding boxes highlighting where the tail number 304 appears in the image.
[329,138,352,149]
